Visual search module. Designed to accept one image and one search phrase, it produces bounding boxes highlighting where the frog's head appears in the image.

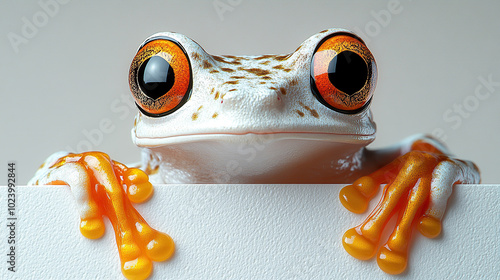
[128,29,377,182]
[130,28,376,145]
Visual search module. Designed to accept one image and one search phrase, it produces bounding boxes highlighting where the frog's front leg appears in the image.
[29,151,174,280]
[339,135,480,274]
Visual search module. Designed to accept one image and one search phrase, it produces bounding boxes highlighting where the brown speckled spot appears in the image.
[261,76,272,80]
[223,58,242,65]
[275,54,290,61]
[210,88,215,95]
[238,67,271,76]
[290,79,299,86]
[210,69,219,73]
[223,55,246,60]
[202,60,213,69]
[269,87,277,90]
[192,112,199,120]
[229,88,237,92]
[299,102,319,118]
[230,76,246,79]
[212,112,219,118]
[259,81,266,84]
[212,56,227,63]
[255,54,274,60]
[273,65,293,72]
[259,60,271,65]
[221,68,235,73]
[221,93,226,99]
[197,105,203,111]
[224,80,239,85]
[191,52,201,60]
[296,110,304,117]
[280,87,287,95]
[319,29,329,33]
[215,91,220,100]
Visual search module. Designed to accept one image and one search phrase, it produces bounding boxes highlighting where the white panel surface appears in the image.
[0,184,498,279]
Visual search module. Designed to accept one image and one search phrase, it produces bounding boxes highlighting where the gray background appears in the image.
[1,0,499,184]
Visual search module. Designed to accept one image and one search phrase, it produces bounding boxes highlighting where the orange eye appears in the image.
[311,33,376,114]
[129,37,192,117]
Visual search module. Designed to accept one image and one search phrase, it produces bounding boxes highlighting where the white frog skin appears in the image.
[29,29,480,279]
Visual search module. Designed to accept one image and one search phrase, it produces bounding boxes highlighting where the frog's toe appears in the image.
[121,255,153,280]
[121,167,154,204]
[32,160,106,240]
[144,231,175,262]
[111,212,158,280]
[340,158,404,214]
[113,208,174,280]
[417,215,442,238]
[417,159,479,238]
[126,207,175,262]
[376,176,432,274]
[339,176,378,214]
[342,228,377,260]
[80,217,106,239]
[377,246,407,275]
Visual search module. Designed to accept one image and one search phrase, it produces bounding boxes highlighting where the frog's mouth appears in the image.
[133,131,375,148]
[134,131,374,184]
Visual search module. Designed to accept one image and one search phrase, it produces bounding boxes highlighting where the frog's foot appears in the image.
[30,152,174,280]
[339,150,479,274]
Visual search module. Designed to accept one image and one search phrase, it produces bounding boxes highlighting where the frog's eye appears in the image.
[310,33,376,114]
[129,38,192,117]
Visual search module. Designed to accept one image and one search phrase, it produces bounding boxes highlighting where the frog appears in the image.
[29,28,480,279]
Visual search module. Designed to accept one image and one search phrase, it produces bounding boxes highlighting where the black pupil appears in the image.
[328,51,368,95]
[138,56,175,100]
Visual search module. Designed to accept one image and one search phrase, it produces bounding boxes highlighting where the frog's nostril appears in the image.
[255,88,285,109]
